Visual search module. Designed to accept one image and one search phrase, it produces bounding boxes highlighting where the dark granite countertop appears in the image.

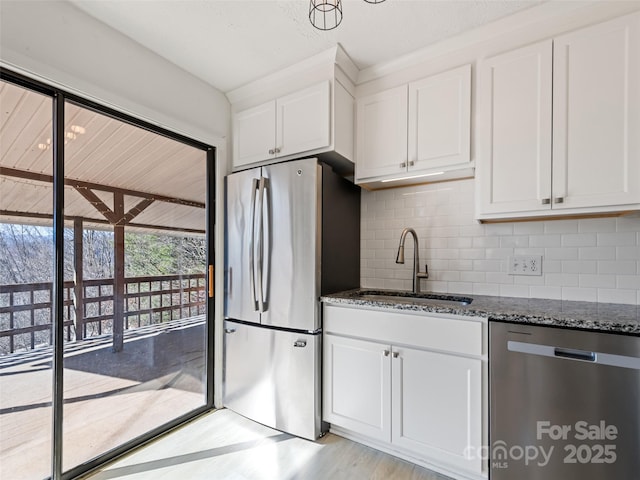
[321,289,640,336]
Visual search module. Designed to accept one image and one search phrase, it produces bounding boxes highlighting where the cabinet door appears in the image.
[391,347,482,474]
[277,81,330,158]
[477,40,553,216]
[323,334,391,442]
[552,12,640,209]
[408,64,471,172]
[355,85,408,181]
[233,101,276,168]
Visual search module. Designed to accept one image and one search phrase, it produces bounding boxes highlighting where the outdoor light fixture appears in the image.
[309,0,385,31]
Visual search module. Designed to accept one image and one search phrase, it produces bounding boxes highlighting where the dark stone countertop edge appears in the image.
[321,289,640,337]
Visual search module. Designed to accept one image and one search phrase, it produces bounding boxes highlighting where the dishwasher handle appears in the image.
[554,347,596,362]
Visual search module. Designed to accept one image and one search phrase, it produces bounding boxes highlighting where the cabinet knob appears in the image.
[392,351,399,358]
[268,149,275,155]
[541,198,551,205]
[409,160,415,167]
[554,197,564,204]
[399,162,406,169]
[383,350,390,357]
[274,147,281,154]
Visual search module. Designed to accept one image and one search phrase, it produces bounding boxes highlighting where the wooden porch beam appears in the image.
[113,193,125,353]
[0,209,205,235]
[0,166,205,209]
[73,218,84,341]
[73,186,118,224]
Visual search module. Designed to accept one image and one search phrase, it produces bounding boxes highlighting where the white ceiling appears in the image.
[69,0,542,93]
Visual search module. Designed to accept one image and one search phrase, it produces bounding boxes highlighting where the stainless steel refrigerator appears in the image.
[223,158,360,440]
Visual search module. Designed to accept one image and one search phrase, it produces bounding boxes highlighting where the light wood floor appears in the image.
[82,409,454,480]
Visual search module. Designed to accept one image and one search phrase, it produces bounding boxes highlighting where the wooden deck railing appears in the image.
[0,273,206,354]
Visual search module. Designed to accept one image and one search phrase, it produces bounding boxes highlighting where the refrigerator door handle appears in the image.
[256,177,266,313]
[249,178,259,311]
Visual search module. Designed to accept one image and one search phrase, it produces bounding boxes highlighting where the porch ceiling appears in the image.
[0,80,207,235]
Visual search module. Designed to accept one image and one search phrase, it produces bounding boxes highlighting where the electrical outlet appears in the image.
[508,255,543,276]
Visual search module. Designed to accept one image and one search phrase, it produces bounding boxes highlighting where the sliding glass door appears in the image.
[0,80,54,480]
[0,70,215,480]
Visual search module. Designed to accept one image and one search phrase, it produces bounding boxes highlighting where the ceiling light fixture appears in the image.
[309,0,343,31]
[309,0,385,31]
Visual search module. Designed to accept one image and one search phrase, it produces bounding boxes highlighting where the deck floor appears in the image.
[0,317,207,480]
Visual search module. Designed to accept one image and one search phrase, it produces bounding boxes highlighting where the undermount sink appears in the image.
[354,290,473,307]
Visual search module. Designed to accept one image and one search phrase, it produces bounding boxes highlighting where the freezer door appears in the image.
[225,168,261,324]
[223,321,323,440]
[260,159,321,331]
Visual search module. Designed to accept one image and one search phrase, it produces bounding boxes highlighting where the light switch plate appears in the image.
[508,255,543,276]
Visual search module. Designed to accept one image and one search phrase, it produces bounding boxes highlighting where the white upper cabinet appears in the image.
[233,101,277,168]
[552,13,640,210]
[356,85,409,180]
[276,82,330,159]
[233,81,331,169]
[478,40,553,215]
[408,64,471,172]
[477,12,640,220]
[355,65,472,186]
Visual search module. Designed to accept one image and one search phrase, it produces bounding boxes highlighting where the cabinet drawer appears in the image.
[324,304,483,356]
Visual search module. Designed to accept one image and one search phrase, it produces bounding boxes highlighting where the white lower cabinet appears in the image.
[391,346,482,474]
[323,304,487,479]
[323,335,391,442]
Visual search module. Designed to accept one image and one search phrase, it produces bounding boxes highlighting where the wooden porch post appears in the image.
[113,193,125,352]
[73,218,84,341]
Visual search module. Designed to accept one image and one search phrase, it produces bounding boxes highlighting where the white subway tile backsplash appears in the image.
[473,283,500,296]
[597,232,636,246]
[485,248,513,259]
[530,286,562,300]
[541,260,562,273]
[578,218,617,233]
[617,246,640,260]
[460,271,486,283]
[562,287,597,302]
[579,274,616,289]
[616,217,640,232]
[597,289,637,305]
[597,260,636,275]
[361,179,640,304]
[500,284,530,298]
[530,234,562,247]
[617,275,640,289]
[485,223,514,236]
[486,272,512,284]
[561,260,597,274]
[513,222,545,235]
[561,233,597,247]
[460,249,486,260]
[473,259,503,272]
[500,235,529,248]
[448,282,474,294]
[474,236,500,248]
[579,247,616,260]
[545,273,579,287]
[545,247,578,260]
[544,220,578,234]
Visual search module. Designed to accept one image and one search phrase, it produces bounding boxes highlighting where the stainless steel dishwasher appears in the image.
[490,321,640,480]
